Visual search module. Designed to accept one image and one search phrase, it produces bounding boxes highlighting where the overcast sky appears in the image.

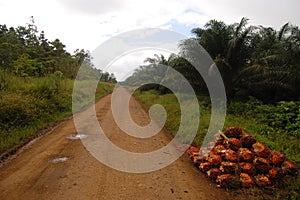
[0,0,299,80]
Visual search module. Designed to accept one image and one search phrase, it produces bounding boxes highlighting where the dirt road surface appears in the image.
[0,89,247,200]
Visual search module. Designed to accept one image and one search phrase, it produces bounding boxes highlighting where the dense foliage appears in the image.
[0,71,114,152]
[124,17,300,200]
[125,18,300,103]
[0,17,116,82]
[228,99,300,136]
[0,17,116,152]
[135,90,299,200]
[192,18,300,102]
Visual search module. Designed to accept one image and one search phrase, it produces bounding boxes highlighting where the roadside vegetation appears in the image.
[126,18,299,103]
[0,15,298,199]
[135,90,299,200]
[0,18,115,153]
[135,90,299,164]
[127,17,299,163]
[131,18,299,199]
[0,69,114,153]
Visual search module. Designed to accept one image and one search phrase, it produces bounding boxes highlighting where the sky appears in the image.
[0,0,299,80]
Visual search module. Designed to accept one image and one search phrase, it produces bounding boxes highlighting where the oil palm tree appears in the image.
[187,18,253,99]
[240,23,300,101]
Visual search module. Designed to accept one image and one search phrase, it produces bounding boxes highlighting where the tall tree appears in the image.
[241,23,300,101]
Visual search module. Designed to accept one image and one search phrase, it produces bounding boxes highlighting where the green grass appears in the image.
[134,90,299,200]
[135,90,299,163]
[0,73,114,152]
[72,80,115,112]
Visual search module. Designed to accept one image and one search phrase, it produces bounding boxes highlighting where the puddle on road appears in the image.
[66,134,88,140]
[49,157,70,163]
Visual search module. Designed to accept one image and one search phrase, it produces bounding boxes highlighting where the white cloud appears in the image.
[1,0,298,52]
[108,50,171,81]
[187,0,300,28]
[0,0,299,78]
[91,28,185,81]
[176,11,209,26]
[59,0,125,15]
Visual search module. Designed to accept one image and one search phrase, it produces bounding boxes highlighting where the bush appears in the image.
[227,97,263,117]
[0,74,114,152]
[260,101,300,136]
[228,98,300,137]
[0,94,36,130]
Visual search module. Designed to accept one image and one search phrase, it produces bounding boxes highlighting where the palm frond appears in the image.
[278,23,290,41]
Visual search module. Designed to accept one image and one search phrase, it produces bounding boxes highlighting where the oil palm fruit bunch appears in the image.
[220,162,239,174]
[223,126,243,139]
[282,160,297,175]
[238,148,254,162]
[199,162,212,172]
[239,162,256,175]
[216,174,241,189]
[252,142,271,158]
[186,126,298,189]
[241,133,256,148]
[269,167,283,179]
[207,168,222,180]
[270,151,285,166]
[254,174,271,187]
[253,157,270,174]
[240,173,254,188]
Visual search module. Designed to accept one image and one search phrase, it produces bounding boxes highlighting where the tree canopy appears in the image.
[125,18,300,103]
[0,17,116,82]
[190,18,300,102]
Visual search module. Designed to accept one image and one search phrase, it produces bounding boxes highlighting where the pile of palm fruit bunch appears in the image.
[187,126,298,189]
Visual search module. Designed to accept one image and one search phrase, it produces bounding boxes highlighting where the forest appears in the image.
[128,17,299,157]
[0,18,116,153]
[128,18,299,199]
[0,17,116,81]
[126,17,300,103]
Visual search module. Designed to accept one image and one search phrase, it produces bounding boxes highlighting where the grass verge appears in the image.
[134,90,299,200]
[0,73,114,153]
